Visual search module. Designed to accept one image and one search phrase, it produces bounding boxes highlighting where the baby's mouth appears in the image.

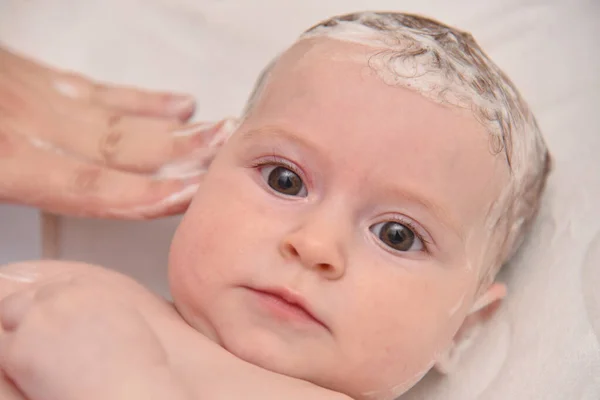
[243,286,329,331]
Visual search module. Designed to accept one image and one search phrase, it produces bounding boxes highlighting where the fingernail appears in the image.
[166,95,195,115]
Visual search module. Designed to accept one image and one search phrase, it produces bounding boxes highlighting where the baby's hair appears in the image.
[243,11,551,284]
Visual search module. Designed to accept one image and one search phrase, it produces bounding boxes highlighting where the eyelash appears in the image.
[377,215,432,253]
[249,155,431,253]
[250,155,308,188]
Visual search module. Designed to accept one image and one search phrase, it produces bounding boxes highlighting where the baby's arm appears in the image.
[0,260,193,400]
[0,260,100,400]
[0,260,195,400]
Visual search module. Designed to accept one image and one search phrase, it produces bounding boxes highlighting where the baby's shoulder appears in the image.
[0,260,146,299]
[0,260,125,285]
[0,259,175,326]
[2,260,100,279]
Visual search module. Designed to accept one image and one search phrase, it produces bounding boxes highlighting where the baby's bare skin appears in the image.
[0,17,542,398]
[0,261,350,400]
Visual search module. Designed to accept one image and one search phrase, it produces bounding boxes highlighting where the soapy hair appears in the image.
[242,12,551,283]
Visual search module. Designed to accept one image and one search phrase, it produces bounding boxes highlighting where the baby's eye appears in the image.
[260,165,307,197]
[370,221,423,252]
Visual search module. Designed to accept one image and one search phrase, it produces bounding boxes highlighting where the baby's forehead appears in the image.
[271,38,376,80]
[256,39,507,162]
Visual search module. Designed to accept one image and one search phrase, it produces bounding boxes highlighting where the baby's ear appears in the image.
[434,282,507,374]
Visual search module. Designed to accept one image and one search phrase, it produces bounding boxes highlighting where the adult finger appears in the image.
[3,50,195,121]
[92,83,196,121]
[20,104,223,174]
[0,140,200,219]
[51,72,196,121]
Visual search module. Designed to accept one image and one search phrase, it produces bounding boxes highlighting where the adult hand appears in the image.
[0,45,234,219]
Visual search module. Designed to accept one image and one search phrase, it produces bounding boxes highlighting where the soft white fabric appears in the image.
[0,0,598,398]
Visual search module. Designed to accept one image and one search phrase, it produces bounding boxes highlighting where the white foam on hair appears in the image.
[300,16,532,194]
[302,21,485,109]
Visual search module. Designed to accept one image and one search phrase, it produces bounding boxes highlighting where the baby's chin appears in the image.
[168,283,338,390]
[167,266,430,399]
[193,316,422,400]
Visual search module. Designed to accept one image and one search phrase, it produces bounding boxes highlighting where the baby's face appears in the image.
[169,39,509,399]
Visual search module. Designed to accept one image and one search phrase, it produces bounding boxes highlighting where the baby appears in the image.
[0,11,551,400]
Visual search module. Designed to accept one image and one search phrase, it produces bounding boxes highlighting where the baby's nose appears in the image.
[279,222,346,280]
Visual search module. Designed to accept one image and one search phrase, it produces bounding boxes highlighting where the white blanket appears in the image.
[0,0,598,398]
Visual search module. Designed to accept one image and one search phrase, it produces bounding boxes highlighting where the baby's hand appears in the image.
[0,275,186,400]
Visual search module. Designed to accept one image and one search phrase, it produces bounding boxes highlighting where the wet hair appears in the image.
[242,11,551,283]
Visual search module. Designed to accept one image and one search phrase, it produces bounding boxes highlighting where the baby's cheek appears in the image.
[341,284,458,388]
[338,313,443,398]
[169,171,256,292]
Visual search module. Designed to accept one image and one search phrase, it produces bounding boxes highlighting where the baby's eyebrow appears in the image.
[238,126,322,155]
[380,185,465,240]
[240,127,464,239]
